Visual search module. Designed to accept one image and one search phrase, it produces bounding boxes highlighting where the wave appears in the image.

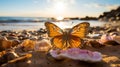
[0,17,51,22]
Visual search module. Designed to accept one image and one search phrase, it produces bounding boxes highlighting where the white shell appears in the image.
[49,48,102,62]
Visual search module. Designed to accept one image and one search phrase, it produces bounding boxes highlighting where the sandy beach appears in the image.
[0,21,120,67]
[1,45,120,67]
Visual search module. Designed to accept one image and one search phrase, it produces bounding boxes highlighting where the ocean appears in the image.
[0,17,106,31]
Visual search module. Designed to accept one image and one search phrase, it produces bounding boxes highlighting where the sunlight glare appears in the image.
[55,22,71,29]
[56,16,64,20]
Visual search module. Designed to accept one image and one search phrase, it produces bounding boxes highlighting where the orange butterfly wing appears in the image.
[51,35,67,49]
[45,22,63,37]
[68,36,83,48]
[45,22,64,49]
[69,22,90,38]
[68,22,90,48]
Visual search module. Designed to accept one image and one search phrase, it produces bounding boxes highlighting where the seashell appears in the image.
[99,34,120,46]
[99,34,113,44]
[49,48,102,62]
[0,37,19,51]
[21,39,36,51]
[34,39,52,51]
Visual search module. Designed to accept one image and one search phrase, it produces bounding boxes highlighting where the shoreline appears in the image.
[0,20,114,32]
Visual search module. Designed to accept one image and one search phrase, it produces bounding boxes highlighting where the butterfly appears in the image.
[45,22,90,49]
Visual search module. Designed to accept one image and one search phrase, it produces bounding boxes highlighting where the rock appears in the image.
[86,40,104,48]
[0,37,20,51]
[103,56,119,63]
[98,6,120,21]
[0,51,6,58]
[6,36,18,40]
[103,40,120,46]
[0,49,19,65]
[80,16,98,20]
[113,36,120,44]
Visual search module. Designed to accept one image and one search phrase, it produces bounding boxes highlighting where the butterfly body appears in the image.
[45,22,90,49]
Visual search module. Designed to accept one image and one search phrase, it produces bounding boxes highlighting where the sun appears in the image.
[53,2,66,15]
[56,16,64,20]
[47,1,67,17]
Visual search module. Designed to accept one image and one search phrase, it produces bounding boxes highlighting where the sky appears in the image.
[0,0,120,17]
